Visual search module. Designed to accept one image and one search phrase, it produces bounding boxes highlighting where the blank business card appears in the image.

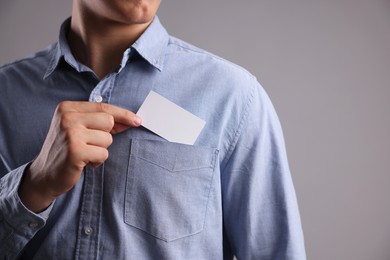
[136,91,206,145]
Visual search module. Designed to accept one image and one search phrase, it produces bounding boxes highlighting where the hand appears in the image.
[18,101,142,212]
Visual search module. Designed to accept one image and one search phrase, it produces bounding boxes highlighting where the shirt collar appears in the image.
[44,17,79,79]
[131,16,168,71]
[44,16,168,79]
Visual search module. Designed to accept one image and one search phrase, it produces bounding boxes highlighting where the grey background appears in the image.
[1,1,389,259]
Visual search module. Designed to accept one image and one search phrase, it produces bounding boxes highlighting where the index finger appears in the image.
[95,102,142,127]
[60,101,142,128]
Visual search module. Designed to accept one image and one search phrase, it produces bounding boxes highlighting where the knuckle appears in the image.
[65,127,80,142]
[108,134,114,145]
[106,114,115,128]
[60,112,76,129]
[57,101,72,113]
[67,142,83,156]
[101,114,114,132]
[97,102,110,113]
[106,133,113,146]
[97,148,109,162]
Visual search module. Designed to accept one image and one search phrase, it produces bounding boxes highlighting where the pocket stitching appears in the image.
[132,154,214,172]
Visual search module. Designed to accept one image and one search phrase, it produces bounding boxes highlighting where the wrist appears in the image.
[18,163,55,213]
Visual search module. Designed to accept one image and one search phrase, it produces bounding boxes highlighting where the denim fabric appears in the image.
[0,17,306,259]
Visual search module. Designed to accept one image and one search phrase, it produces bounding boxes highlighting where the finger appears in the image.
[79,112,115,132]
[83,129,113,148]
[95,102,142,129]
[58,101,142,128]
[75,144,109,168]
[93,103,142,134]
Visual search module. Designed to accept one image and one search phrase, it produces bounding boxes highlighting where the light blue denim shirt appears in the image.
[0,17,306,259]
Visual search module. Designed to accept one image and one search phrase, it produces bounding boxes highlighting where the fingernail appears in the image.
[133,116,142,126]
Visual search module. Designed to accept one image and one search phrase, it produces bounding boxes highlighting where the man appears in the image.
[0,0,306,259]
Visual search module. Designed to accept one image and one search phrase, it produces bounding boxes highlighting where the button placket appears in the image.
[89,74,115,104]
[74,167,104,259]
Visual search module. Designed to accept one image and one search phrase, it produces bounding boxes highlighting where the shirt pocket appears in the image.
[124,139,218,242]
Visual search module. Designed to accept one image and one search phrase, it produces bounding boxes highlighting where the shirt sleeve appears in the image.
[0,163,52,259]
[221,82,306,259]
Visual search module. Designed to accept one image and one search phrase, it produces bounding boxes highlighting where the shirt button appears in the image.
[29,222,39,228]
[84,226,93,236]
[95,95,103,103]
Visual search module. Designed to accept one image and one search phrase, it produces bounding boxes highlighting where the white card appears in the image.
[136,91,206,145]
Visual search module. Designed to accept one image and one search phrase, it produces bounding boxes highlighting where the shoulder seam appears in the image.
[220,81,258,172]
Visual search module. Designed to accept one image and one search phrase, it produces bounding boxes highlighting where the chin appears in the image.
[120,0,160,24]
[117,8,157,25]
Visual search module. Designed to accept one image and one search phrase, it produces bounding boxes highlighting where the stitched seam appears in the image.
[133,155,213,172]
[220,83,256,172]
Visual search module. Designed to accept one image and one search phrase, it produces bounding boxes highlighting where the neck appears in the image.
[68,5,152,79]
